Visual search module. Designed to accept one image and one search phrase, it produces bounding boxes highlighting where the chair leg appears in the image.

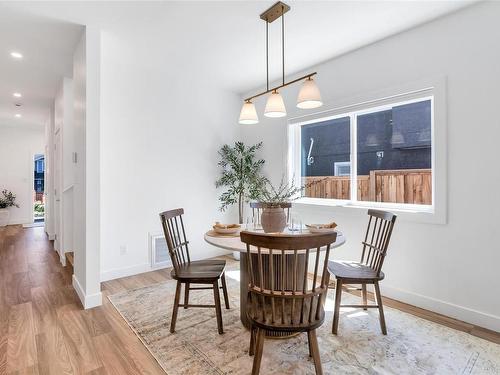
[308,330,323,375]
[249,326,256,356]
[170,280,182,333]
[213,281,224,334]
[374,281,387,335]
[221,273,230,309]
[251,328,265,375]
[361,284,367,311]
[184,282,190,309]
[332,279,343,334]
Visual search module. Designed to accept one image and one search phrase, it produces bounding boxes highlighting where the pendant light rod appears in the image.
[266,21,269,91]
[244,72,317,102]
[281,5,285,86]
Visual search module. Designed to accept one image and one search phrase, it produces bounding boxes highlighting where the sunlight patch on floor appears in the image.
[226,270,240,282]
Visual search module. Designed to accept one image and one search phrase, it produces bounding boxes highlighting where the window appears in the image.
[334,162,351,177]
[300,116,351,200]
[289,93,435,212]
[35,159,44,173]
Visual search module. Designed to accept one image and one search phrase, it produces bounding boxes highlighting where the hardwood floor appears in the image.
[0,225,165,375]
[0,225,498,374]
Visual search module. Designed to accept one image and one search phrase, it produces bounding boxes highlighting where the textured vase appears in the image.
[0,209,9,227]
[261,207,286,233]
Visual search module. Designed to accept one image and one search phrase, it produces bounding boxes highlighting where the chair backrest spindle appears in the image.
[360,209,397,276]
[159,208,191,277]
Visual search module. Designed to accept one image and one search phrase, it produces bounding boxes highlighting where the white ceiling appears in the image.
[0,1,475,128]
[0,7,83,129]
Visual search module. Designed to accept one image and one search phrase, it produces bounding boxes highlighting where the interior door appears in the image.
[54,130,62,254]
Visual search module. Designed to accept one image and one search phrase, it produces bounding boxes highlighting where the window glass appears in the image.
[301,116,351,200]
[357,100,432,204]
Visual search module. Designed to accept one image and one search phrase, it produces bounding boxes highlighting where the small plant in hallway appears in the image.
[0,189,19,227]
[0,190,19,209]
[215,141,267,223]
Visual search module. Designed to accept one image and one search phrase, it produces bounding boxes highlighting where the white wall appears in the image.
[44,108,55,239]
[0,126,44,224]
[53,77,74,263]
[99,25,241,281]
[72,28,102,308]
[240,2,500,331]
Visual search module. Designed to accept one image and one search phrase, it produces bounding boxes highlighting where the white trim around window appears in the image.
[287,77,447,224]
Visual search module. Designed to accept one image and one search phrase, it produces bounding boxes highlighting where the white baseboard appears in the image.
[100,248,230,282]
[59,253,66,267]
[72,274,102,309]
[381,284,500,333]
[6,218,32,226]
[100,263,155,282]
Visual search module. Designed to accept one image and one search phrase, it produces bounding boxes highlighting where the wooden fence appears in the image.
[303,169,432,205]
[34,192,45,203]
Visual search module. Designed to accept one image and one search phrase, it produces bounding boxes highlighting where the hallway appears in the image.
[0,225,165,374]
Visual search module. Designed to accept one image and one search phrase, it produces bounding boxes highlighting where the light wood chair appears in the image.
[159,208,230,334]
[240,231,338,375]
[250,201,292,227]
[328,209,397,335]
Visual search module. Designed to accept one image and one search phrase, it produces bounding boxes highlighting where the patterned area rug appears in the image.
[108,271,500,374]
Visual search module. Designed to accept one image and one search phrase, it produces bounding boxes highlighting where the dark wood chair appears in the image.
[159,208,230,334]
[240,231,338,375]
[250,201,292,227]
[328,209,397,335]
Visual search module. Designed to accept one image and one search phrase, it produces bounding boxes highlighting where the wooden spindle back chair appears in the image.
[250,201,292,227]
[160,208,229,334]
[240,231,338,375]
[328,209,397,335]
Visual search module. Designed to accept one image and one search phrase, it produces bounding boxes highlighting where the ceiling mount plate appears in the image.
[260,1,290,23]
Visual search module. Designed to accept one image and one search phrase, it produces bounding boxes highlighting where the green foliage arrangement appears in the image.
[259,177,303,207]
[34,201,45,218]
[0,190,19,209]
[215,141,267,223]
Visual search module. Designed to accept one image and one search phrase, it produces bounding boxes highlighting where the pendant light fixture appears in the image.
[239,1,322,124]
[264,90,286,117]
[297,76,323,109]
[239,100,259,124]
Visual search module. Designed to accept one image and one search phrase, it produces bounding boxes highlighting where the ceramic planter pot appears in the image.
[261,206,286,233]
[0,209,9,227]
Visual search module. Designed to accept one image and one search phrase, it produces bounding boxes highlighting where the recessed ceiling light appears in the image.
[13,93,22,98]
[15,114,22,118]
[10,51,23,59]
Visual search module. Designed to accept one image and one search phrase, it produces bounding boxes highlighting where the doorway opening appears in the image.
[34,154,45,223]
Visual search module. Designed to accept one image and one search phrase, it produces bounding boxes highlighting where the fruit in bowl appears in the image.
[213,222,241,235]
[305,222,337,233]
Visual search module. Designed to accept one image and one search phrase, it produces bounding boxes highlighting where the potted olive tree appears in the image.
[215,141,267,224]
[0,190,19,227]
[258,178,302,233]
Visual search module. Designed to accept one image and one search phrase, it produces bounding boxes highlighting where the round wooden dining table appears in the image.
[204,228,346,337]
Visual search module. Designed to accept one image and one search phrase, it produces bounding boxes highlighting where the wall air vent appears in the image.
[149,232,172,269]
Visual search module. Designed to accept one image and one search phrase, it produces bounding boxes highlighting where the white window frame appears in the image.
[288,78,447,224]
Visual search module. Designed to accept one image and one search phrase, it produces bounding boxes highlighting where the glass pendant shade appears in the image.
[297,77,323,109]
[238,101,259,124]
[264,90,287,118]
